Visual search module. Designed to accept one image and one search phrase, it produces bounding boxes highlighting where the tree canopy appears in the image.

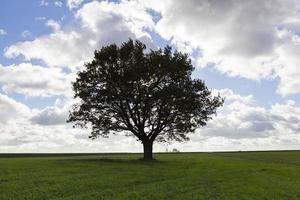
[68,39,224,160]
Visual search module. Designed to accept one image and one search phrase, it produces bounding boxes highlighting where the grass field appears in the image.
[1,151,300,200]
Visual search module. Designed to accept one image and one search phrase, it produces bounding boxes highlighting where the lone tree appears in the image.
[68,39,224,160]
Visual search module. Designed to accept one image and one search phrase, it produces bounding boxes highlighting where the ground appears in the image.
[1,151,300,200]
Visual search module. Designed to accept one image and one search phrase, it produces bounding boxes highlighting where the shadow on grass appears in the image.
[81,157,164,165]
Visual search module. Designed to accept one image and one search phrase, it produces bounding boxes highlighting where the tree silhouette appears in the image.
[68,39,224,160]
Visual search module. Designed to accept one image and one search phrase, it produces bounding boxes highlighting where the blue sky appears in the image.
[0,0,300,153]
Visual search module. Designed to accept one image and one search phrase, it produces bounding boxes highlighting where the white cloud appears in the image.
[54,1,63,7]
[213,88,254,105]
[0,63,74,97]
[46,20,61,32]
[40,0,49,6]
[196,89,300,141]
[0,93,30,124]
[21,30,32,38]
[30,97,75,126]
[4,30,86,69]
[144,0,300,96]
[0,29,7,35]
[67,0,84,10]
[4,0,155,70]
[274,30,300,96]
[271,100,300,133]
[31,106,68,126]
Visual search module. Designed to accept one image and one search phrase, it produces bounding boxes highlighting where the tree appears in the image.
[68,39,224,160]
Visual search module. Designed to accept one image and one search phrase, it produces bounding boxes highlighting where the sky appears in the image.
[0,0,300,153]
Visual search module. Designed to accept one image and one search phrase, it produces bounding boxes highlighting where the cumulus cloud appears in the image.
[197,89,300,140]
[0,63,74,97]
[30,98,74,126]
[4,29,86,69]
[144,0,300,96]
[271,100,300,133]
[214,88,254,105]
[31,106,68,126]
[5,0,155,70]
[0,93,30,124]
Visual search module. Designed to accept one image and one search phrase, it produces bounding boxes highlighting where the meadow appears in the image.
[1,151,300,200]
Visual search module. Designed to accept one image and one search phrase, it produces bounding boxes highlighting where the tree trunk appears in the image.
[143,140,153,160]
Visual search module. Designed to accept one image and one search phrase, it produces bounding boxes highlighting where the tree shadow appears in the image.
[81,157,163,165]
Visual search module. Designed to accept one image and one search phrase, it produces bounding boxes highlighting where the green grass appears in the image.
[1,151,300,199]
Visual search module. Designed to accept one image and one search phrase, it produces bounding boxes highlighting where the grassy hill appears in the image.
[1,151,300,199]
